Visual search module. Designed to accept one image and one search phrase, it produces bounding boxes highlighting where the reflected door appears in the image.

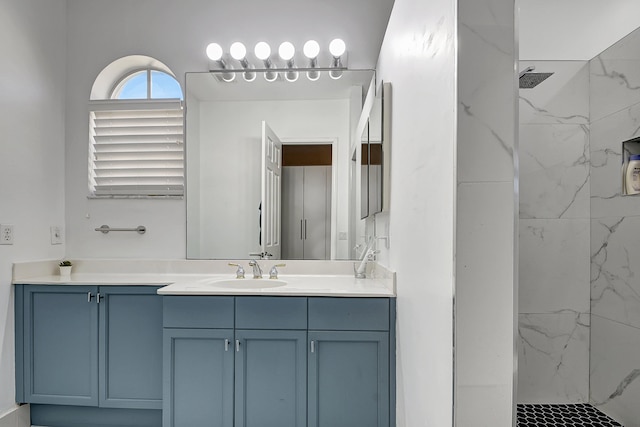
[282,166,331,260]
[261,122,282,259]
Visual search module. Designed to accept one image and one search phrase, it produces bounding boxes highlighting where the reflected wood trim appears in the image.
[283,144,332,166]
[361,143,382,165]
[369,143,382,165]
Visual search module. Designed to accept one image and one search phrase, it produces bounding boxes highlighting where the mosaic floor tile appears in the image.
[517,404,623,426]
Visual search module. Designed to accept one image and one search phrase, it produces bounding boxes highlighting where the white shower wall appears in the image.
[589,26,640,426]
[517,60,591,403]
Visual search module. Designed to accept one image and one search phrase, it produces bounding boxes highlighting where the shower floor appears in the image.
[517,403,622,426]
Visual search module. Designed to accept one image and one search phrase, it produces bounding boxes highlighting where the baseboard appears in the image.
[30,405,161,427]
[0,405,30,427]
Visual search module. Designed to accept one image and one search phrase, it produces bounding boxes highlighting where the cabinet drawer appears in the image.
[236,297,307,329]
[163,296,234,328]
[308,298,389,331]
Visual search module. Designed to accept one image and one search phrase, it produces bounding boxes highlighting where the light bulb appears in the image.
[254,42,271,60]
[230,42,247,60]
[303,40,320,59]
[285,69,299,82]
[329,38,346,57]
[307,70,320,81]
[279,42,295,61]
[264,70,278,82]
[206,43,223,61]
[243,70,256,82]
[222,72,236,82]
[329,69,343,80]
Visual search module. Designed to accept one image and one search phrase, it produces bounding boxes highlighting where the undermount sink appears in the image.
[203,278,287,289]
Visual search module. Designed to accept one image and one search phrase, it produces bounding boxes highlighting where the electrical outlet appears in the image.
[50,226,63,245]
[0,224,14,245]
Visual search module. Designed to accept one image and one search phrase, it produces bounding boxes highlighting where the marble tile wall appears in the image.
[455,0,516,424]
[589,26,640,425]
[590,315,640,427]
[518,312,590,403]
[518,60,591,403]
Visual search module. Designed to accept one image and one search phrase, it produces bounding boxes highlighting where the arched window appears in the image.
[112,69,183,100]
[89,57,184,198]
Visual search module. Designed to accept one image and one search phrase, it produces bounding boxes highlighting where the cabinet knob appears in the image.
[87,292,94,303]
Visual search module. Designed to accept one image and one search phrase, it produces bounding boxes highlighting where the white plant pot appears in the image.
[59,265,72,279]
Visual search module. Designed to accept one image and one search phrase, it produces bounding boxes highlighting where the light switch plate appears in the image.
[50,226,63,245]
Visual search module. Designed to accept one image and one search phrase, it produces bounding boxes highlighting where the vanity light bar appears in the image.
[205,39,347,82]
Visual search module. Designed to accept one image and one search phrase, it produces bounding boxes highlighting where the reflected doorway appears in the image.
[281,144,332,260]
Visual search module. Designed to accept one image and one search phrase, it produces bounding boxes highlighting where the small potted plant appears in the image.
[59,260,72,279]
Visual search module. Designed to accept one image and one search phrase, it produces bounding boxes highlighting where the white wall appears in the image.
[189,98,350,259]
[376,0,456,424]
[64,0,387,260]
[0,0,67,417]
[519,0,640,61]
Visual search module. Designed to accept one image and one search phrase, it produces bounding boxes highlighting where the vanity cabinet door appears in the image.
[163,328,234,427]
[308,331,390,427]
[99,286,163,409]
[23,285,99,406]
[234,330,307,427]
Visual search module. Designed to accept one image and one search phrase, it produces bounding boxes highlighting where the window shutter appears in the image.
[89,99,184,197]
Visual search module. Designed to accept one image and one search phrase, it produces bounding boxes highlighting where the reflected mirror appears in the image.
[360,121,369,220]
[186,69,375,260]
[368,85,383,215]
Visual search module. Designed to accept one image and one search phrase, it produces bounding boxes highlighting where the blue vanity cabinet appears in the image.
[21,285,100,406]
[162,296,235,427]
[16,285,163,410]
[234,297,307,427]
[308,297,392,427]
[162,295,395,427]
[308,331,389,427]
[99,286,163,409]
[234,330,307,427]
[163,296,308,427]
[163,328,234,427]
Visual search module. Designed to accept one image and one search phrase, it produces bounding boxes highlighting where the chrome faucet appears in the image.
[354,237,379,278]
[248,259,263,279]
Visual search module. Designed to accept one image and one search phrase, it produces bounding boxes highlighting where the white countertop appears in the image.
[158,274,394,297]
[12,260,396,297]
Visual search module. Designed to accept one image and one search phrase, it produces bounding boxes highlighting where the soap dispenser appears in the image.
[625,154,640,195]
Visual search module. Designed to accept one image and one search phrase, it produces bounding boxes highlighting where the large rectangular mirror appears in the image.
[186,69,375,260]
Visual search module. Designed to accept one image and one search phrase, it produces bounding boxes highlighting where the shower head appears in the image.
[519,66,553,89]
